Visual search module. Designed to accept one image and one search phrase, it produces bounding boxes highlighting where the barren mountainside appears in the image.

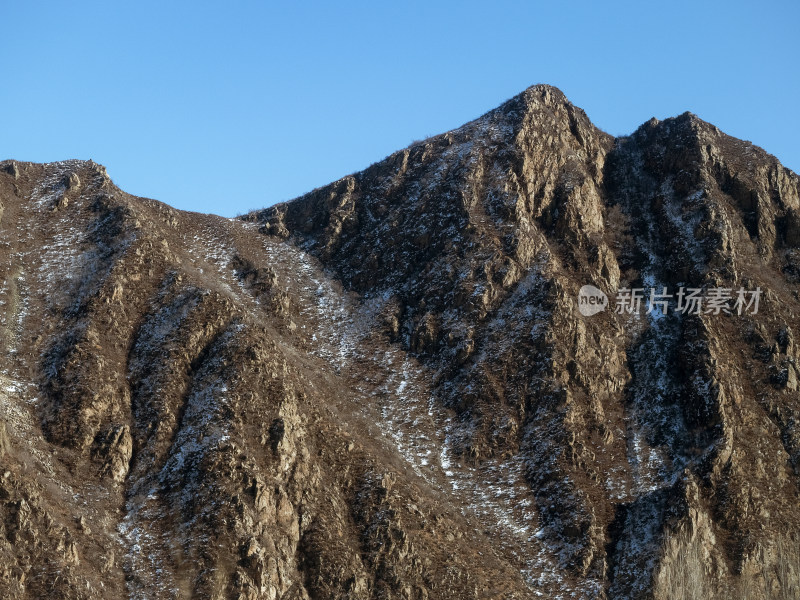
[1,85,799,599]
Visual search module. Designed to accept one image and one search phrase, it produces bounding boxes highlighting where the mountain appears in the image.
[1,85,799,599]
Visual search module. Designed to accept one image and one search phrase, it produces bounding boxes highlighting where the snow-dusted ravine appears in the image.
[254,236,597,598]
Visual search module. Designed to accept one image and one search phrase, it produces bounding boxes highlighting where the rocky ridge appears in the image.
[0,85,799,598]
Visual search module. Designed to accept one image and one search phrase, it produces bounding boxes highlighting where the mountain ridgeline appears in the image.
[1,85,799,599]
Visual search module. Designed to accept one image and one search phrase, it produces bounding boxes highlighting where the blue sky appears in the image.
[2,1,798,217]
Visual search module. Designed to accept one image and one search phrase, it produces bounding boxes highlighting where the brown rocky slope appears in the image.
[1,85,799,599]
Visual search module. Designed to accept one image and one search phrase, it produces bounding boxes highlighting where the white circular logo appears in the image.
[577,285,608,316]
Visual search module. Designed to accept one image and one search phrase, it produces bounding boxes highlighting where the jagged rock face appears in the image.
[0,85,799,599]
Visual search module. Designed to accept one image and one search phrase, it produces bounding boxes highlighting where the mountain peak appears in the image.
[481,83,586,133]
[519,82,571,104]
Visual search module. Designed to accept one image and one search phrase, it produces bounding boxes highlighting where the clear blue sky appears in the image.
[2,1,798,217]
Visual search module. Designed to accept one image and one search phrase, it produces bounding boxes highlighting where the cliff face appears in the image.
[1,85,799,599]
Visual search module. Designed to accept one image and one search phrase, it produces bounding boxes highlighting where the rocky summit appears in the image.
[1,85,799,599]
